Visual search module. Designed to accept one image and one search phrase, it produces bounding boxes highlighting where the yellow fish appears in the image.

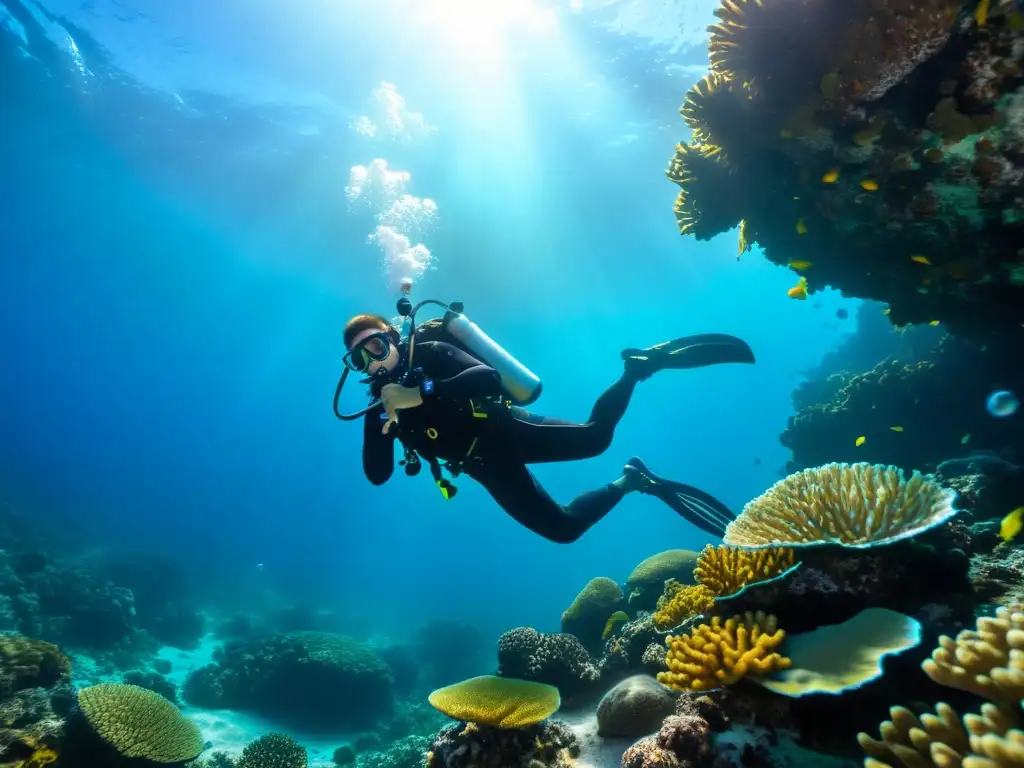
[998,507,1024,542]
[787,276,808,300]
[602,610,630,640]
[796,218,808,235]
[788,260,813,270]
[975,0,990,25]
[911,255,932,265]
[859,179,880,191]
[882,308,891,315]
[961,434,971,445]
[738,219,752,258]
[929,320,940,326]
[889,426,904,432]
[822,169,840,183]
[855,436,866,447]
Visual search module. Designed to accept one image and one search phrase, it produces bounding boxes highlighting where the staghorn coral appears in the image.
[693,545,797,597]
[656,611,791,692]
[665,143,743,240]
[858,603,1024,768]
[427,675,560,729]
[652,583,716,631]
[724,462,959,549]
[77,682,203,763]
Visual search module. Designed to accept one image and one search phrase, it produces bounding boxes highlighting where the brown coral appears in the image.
[657,611,791,692]
[693,545,796,597]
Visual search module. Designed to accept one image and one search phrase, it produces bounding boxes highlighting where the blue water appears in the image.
[0,0,855,642]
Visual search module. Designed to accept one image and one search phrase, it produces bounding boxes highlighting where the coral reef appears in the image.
[782,334,1024,474]
[425,720,580,768]
[561,577,627,654]
[496,628,600,705]
[657,612,791,692]
[0,636,70,699]
[666,0,1024,337]
[858,602,1024,766]
[693,545,798,598]
[182,631,394,731]
[352,735,429,768]
[427,675,560,728]
[652,584,716,632]
[620,693,730,767]
[625,551,700,611]
[724,463,958,549]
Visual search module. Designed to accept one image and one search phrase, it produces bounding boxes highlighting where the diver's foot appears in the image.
[622,456,659,493]
[622,333,755,381]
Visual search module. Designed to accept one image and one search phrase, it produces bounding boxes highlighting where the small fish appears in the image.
[796,218,808,235]
[961,433,971,445]
[787,276,808,300]
[738,219,752,258]
[911,255,932,265]
[789,260,813,270]
[602,611,630,640]
[822,169,840,183]
[860,179,880,191]
[855,436,866,447]
[889,426,904,432]
[882,308,891,315]
[998,506,1024,542]
[975,0,990,24]
[929,320,940,326]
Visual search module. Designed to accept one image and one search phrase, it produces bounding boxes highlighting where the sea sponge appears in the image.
[922,602,1024,705]
[652,583,716,631]
[428,675,561,729]
[236,732,307,768]
[665,143,743,240]
[858,603,1024,767]
[656,611,791,692]
[724,462,959,549]
[77,683,204,763]
[626,549,700,606]
[693,544,798,597]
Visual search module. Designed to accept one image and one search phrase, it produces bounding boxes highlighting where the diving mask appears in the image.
[342,331,395,373]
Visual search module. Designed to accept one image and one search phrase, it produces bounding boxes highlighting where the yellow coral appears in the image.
[858,603,1024,767]
[428,675,560,729]
[665,143,740,239]
[693,544,796,597]
[656,611,791,692]
[724,462,958,549]
[652,583,716,630]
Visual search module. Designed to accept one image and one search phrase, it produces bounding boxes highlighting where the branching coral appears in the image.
[652,583,716,631]
[693,545,797,597]
[656,611,791,692]
[665,143,743,240]
[858,603,1024,767]
[724,462,959,549]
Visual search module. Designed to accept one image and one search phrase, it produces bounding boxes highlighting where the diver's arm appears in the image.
[362,405,395,485]
[426,342,503,399]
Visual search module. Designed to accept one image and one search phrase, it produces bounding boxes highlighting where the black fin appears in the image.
[625,456,736,538]
[622,333,754,376]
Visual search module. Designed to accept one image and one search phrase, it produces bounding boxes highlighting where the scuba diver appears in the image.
[333,298,754,544]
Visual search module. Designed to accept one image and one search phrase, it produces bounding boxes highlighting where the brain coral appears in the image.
[77,683,203,763]
[560,576,625,653]
[428,675,561,729]
[724,462,958,549]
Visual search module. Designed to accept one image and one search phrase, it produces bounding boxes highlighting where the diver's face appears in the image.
[349,327,400,376]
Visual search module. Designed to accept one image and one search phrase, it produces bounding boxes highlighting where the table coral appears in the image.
[858,602,1024,767]
[657,611,791,692]
[724,462,959,549]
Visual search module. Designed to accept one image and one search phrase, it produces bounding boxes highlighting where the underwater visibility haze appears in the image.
[1,0,1022,767]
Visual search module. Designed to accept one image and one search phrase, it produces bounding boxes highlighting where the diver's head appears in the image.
[343,313,402,376]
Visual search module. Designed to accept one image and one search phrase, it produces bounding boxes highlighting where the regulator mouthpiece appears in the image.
[397,297,413,317]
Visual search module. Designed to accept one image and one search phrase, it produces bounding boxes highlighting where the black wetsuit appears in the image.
[362,340,640,543]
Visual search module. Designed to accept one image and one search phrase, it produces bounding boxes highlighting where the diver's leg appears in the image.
[468,461,628,544]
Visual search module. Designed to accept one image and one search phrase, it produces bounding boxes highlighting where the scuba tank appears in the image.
[440,308,543,406]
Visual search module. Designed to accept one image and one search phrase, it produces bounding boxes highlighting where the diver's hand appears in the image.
[380,383,424,434]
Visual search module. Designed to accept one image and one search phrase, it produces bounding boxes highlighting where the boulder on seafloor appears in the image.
[597,675,676,738]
